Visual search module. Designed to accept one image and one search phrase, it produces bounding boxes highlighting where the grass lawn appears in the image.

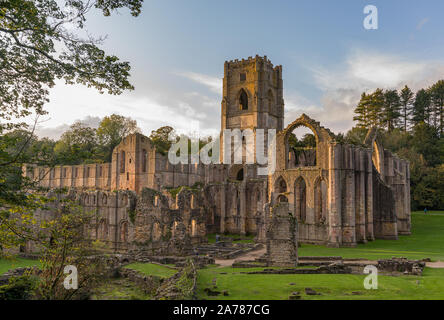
[124,263,177,278]
[196,266,444,300]
[91,277,152,300]
[299,211,444,261]
[0,257,41,275]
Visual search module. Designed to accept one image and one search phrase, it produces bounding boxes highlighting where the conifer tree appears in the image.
[353,92,371,128]
[368,89,385,128]
[429,80,444,136]
[400,85,414,132]
[412,89,431,126]
[382,89,401,131]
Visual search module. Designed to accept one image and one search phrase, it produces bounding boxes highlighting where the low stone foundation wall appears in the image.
[135,255,214,268]
[118,268,164,294]
[155,259,197,300]
[377,258,425,275]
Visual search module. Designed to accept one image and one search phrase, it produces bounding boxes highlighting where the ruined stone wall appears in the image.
[266,202,298,267]
[266,114,410,248]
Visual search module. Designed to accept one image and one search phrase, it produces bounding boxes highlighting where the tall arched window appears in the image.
[239,89,248,110]
[275,176,287,194]
[294,177,307,222]
[142,149,147,173]
[314,179,328,223]
[236,168,244,181]
[120,151,125,173]
[120,221,128,242]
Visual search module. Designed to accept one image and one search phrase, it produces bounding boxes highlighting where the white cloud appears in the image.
[175,71,222,94]
[285,50,444,133]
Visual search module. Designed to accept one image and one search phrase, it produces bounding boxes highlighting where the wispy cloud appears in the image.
[175,71,222,94]
[416,18,430,30]
[285,50,444,133]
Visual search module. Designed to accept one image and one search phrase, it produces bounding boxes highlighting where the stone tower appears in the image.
[220,55,284,164]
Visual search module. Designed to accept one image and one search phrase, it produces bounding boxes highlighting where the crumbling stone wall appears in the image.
[23,56,411,250]
[266,203,298,267]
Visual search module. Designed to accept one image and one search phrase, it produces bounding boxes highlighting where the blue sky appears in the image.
[37,0,444,138]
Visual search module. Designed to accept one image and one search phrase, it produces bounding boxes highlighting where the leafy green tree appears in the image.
[399,85,414,132]
[96,114,140,162]
[382,89,401,131]
[344,127,369,146]
[411,122,442,167]
[149,126,175,155]
[0,0,143,133]
[53,121,99,164]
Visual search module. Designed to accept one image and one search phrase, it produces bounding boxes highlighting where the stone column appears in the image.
[220,184,226,233]
[239,180,247,235]
[365,149,375,241]
[343,146,356,247]
[327,143,342,247]
[356,149,367,243]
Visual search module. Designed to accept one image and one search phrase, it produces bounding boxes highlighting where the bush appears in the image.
[0,276,38,300]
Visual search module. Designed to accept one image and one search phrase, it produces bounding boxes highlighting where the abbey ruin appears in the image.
[23,56,411,255]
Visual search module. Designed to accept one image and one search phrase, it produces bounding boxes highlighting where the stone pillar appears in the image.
[365,149,375,241]
[266,202,298,267]
[220,184,226,233]
[239,180,247,235]
[327,143,342,247]
[356,149,367,243]
[342,146,356,247]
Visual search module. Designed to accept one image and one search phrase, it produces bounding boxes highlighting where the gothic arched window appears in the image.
[120,151,125,173]
[239,89,248,110]
[142,149,147,173]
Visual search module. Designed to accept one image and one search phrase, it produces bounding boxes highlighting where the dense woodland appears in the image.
[344,81,444,210]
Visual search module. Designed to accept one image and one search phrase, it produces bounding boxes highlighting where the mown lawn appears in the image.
[124,263,177,278]
[0,258,40,275]
[299,211,444,261]
[196,266,444,300]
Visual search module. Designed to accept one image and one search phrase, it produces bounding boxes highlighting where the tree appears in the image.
[429,80,444,135]
[368,89,385,128]
[382,89,401,131]
[149,126,175,155]
[53,121,99,164]
[96,114,140,162]
[344,127,368,146]
[399,85,414,132]
[0,0,143,133]
[412,89,431,126]
[353,93,371,128]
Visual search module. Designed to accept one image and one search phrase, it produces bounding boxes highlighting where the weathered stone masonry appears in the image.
[23,55,411,250]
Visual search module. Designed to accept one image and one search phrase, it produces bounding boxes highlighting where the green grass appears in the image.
[196,266,444,300]
[207,233,255,244]
[124,263,177,278]
[299,211,444,261]
[91,277,152,300]
[0,258,41,275]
